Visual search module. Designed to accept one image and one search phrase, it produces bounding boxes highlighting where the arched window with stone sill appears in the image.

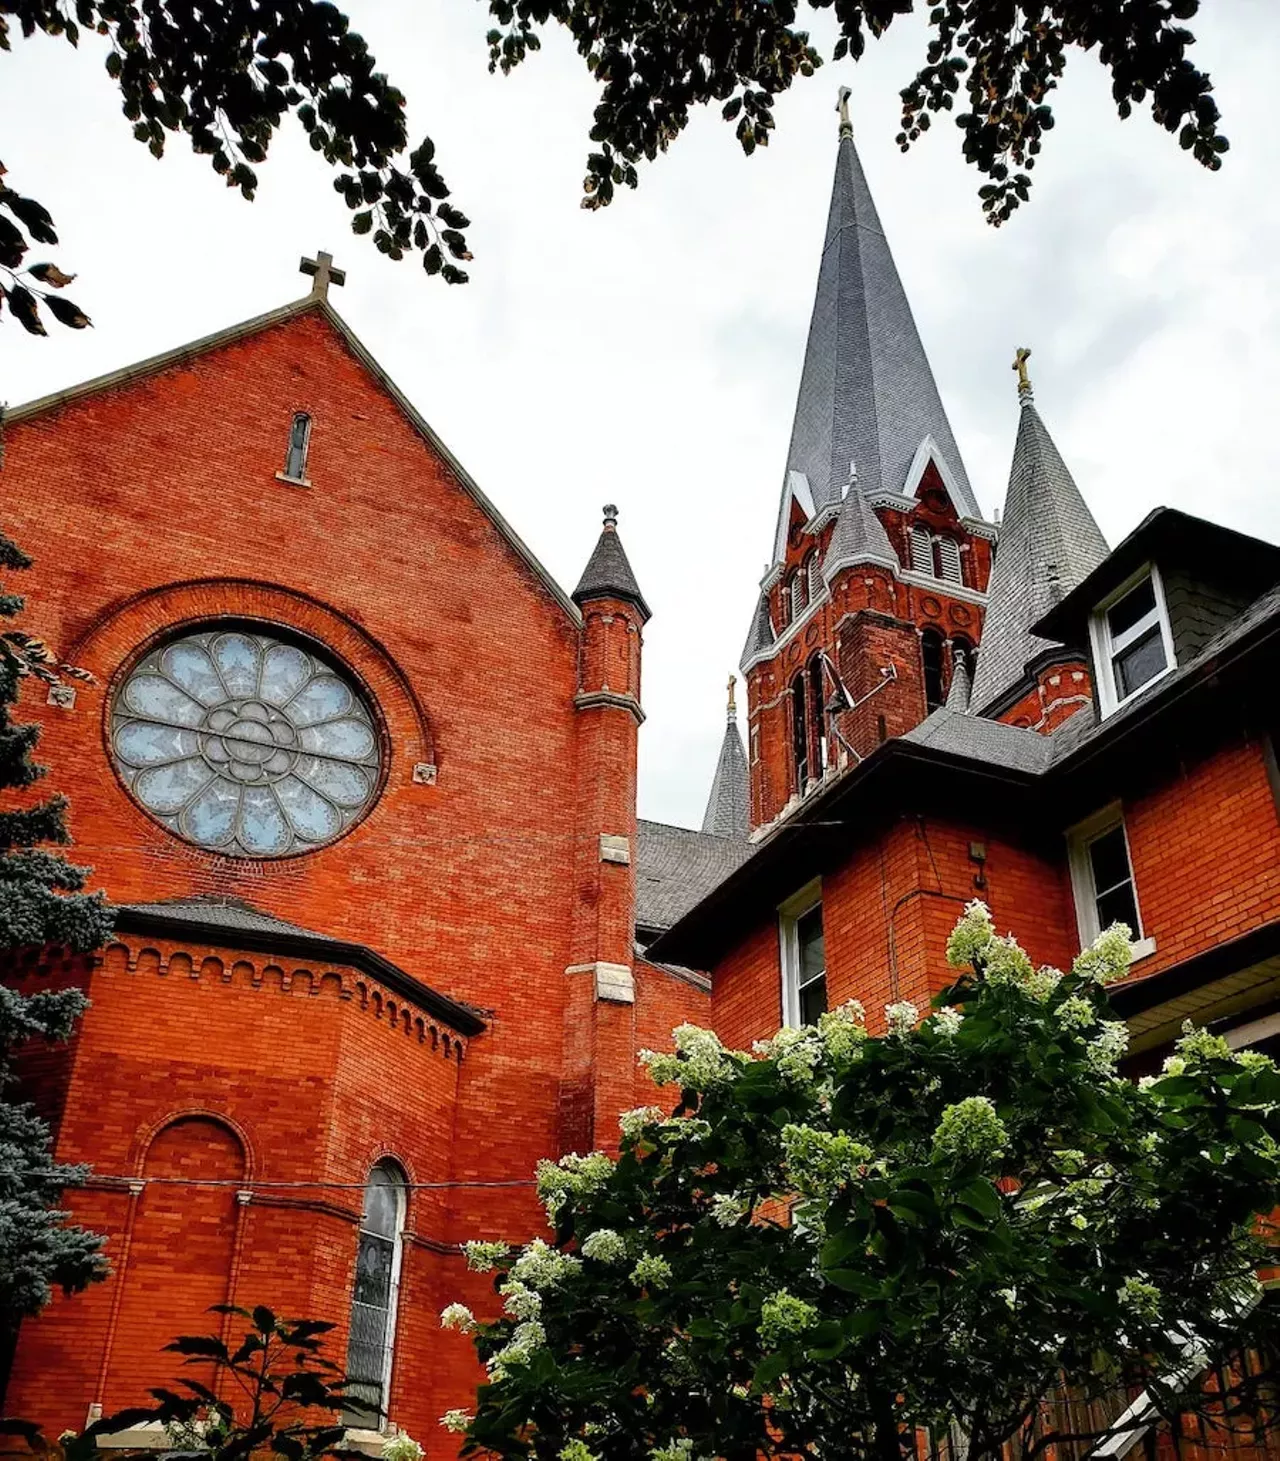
[910,524,934,576]
[936,535,963,584]
[921,628,946,712]
[791,671,809,793]
[344,1161,408,1427]
[283,412,312,482]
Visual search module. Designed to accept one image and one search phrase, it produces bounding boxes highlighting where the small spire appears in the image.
[836,85,853,139]
[602,503,619,530]
[300,250,346,300]
[726,674,738,721]
[572,503,650,620]
[946,653,971,713]
[1013,346,1033,404]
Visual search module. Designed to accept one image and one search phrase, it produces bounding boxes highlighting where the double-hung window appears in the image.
[1066,806,1155,961]
[1090,565,1175,715]
[780,884,827,1026]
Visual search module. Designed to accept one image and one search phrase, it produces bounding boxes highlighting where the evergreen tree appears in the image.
[1,522,112,1327]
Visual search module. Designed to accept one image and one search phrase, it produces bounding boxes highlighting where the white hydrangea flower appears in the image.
[581,1227,628,1263]
[536,1150,614,1219]
[759,1289,819,1348]
[649,1441,695,1461]
[932,1096,1008,1165]
[1087,1020,1130,1072]
[439,1303,476,1332]
[499,1279,543,1321]
[1162,1054,1187,1077]
[998,1287,1017,1310]
[885,1000,919,1036]
[1072,924,1134,985]
[381,1434,423,1461]
[559,1443,598,1461]
[1118,1275,1161,1322]
[509,1237,582,1290]
[1137,1074,1157,1090]
[630,1253,674,1289]
[462,1239,509,1272]
[438,1411,472,1435]
[487,1319,546,1376]
[933,1005,963,1038]
[1175,1019,1233,1066]
[619,1105,665,1140]
[1057,994,1096,1029]
[781,1123,874,1197]
[946,900,995,968]
[671,1023,738,1090]
[817,1001,869,1061]
[639,1049,682,1085]
[710,1193,748,1227]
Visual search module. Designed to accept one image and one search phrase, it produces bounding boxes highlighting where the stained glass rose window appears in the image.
[110,628,382,857]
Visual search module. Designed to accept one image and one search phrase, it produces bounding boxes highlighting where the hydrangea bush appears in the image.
[447,904,1280,1461]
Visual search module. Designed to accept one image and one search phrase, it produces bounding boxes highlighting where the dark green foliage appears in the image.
[0,523,113,1323]
[1,1307,367,1460]
[1,0,1225,332]
[456,912,1280,1461]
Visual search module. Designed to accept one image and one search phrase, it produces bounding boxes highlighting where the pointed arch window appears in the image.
[921,629,946,712]
[283,412,312,482]
[791,671,809,793]
[344,1161,407,1427]
[936,536,963,584]
[910,525,934,576]
[807,551,823,605]
[808,654,829,778]
[780,574,795,629]
[792,560,810,617]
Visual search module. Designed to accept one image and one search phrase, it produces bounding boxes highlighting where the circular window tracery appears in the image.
[110,628,382,858]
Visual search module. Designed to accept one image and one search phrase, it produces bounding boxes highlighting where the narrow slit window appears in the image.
[791,671,809,792]
[910,524,934,576]
[284,412,312,481]
[922,629,945,711]
[936,536,963,583]
[792,561,810,617]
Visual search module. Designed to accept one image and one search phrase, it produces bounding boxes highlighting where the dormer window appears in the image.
[283,411,312,483]
[1090,565,1175,716]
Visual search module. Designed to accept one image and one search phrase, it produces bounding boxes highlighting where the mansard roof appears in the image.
[572,508,651,620]
[8,292,581,625]
[781,126,979,533]
[969,390,1109,715]
[701,718,750,839]
[114,896,486,1034]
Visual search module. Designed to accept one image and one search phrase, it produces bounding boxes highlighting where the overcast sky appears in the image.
[3,0,1278,829]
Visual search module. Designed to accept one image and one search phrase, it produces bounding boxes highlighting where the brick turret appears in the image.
[562,505,650,1152]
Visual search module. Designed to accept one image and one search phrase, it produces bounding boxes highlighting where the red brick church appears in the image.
[4,106,1280,1459]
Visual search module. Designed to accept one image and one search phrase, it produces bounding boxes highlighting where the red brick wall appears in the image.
[0,305,694,1449]
[1110,735,1280,987]
[711,817,1074,1048]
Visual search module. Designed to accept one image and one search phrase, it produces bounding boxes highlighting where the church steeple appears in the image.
[701,676,749,839]
[969,352,1109,715]
[774,94,978,559]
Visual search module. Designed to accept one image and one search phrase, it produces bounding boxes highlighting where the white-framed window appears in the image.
[1066,805,1155,961]
[344,1161,407,1429]
[779,881,827,1027]
[1089,564,1175,717]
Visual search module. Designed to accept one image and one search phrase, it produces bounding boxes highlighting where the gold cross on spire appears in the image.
[1013,346,1033,400]
[300,250,346,300]
[836,86,853,138]
[726,673,738,720]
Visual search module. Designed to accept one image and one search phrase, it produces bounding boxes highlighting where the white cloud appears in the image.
[2,0,1277,826]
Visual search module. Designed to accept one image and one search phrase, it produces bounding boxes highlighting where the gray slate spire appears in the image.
[822,463,897,579]
[970,374,1109,715]
[701,677,750,839]
[781,118,979,529]
[945,652,971,712]
[573,504,651,621]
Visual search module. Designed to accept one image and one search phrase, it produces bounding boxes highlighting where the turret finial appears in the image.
[602,503,619,530]
[1013,346,1033,403]
[836,86,853,139]
[726,674,738,720]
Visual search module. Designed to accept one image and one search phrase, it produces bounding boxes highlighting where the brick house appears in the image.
[3,107,1280,1461]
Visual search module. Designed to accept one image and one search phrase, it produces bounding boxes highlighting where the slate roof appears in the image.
[970,394,1110,714]
[634,820,754,935]
[113,895,486,1034]
[902,706,1054,775]
[944,653,972,711]
[782,129,979,525]
[572,514,651,620]
[701,721,750,839]
[821,477,898,580]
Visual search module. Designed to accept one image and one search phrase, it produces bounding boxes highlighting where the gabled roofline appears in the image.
[113,902,486,1036]
[9,294,582,627]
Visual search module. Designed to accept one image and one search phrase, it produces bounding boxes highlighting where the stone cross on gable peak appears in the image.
[300,251,346,300]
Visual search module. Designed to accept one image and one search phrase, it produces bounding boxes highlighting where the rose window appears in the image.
[110,628,382,857]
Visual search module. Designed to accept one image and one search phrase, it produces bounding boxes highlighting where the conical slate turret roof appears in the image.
[945,653,971,712]
[573,505,651,620]
[970,384,1109,714]
[782,121,978,527]
[701,679,750,839]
